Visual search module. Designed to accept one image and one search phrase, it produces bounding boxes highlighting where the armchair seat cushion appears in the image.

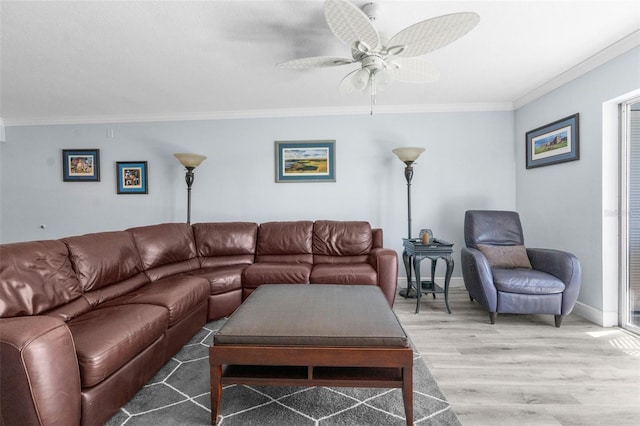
[493,268,565,295]
[310,264,377,285]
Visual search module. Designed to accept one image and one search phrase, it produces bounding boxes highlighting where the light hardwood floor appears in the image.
[393,286,640,426]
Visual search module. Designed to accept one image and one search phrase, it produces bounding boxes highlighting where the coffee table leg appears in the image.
[210,363,222,425]
[402,365,414,426]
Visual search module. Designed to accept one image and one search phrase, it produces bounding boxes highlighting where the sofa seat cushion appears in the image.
[493,268,565,295]
[67,304,168,388]
[310,264,377,285]
[106,275,209,326]
[194,265,245,295]
[242,263,312,289]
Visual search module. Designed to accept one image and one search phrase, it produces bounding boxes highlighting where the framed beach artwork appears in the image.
[526,113,579,169]
[275,140,336,182]
[62,149,100,181]
[116,161,148,194]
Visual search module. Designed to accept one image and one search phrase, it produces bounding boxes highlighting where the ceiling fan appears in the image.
[277,0,480,114]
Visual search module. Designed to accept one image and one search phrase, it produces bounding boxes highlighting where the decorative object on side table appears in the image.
[174,153,207,224]
[392,146,425,298]
[62,149,100,182]
[402,237,454,314]
[526,113,579,169]
[275,140,336,182]
[116,161,148,194]
[419,228,433,245]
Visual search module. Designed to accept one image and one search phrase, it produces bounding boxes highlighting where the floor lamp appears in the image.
[174,153,207,224]
[392,147,425,297]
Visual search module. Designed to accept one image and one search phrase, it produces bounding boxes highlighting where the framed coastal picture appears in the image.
[526,113,579,169]
[62,149,100,181]
[116,161,148,194]
[275,140,336,182]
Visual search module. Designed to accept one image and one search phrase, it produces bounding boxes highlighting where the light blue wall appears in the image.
[515,47,640,320]
[0,111,516,278]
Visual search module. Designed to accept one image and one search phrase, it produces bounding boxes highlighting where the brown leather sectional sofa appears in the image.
[0,220,398,426]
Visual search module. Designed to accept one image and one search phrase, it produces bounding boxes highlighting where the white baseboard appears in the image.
[572,301,618,327]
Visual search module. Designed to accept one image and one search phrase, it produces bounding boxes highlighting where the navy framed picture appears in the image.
[275,140,336,182]
[62,149,100,181]
[116,161,148,194]
[526,113,579,169]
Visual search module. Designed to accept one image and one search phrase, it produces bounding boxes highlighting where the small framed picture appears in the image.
[526,113,579,169]
[116,161,148,194]
[275,140,336,182]
[62,149,100,181]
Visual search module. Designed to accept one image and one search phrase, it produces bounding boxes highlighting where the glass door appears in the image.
[621,99,640,334]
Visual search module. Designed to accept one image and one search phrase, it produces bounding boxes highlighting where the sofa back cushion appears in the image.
[193,222,258,268]
[312,221,373,264]
[128,223,199,280]
[0,240,82,317]
[64,231,145,291]
[255,221,313,264]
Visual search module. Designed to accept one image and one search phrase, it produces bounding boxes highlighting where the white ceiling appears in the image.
[1,0,639,125]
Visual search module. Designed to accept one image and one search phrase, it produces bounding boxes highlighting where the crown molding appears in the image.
[514,29,640,109]
[1,102,514,127]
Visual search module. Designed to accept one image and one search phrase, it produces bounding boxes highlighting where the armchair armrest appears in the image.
[1,316,81,426]
[368,248,398,307]
[461,247,498,312]
[527,248,581,315]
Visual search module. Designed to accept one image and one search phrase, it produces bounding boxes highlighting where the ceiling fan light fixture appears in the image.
[353,68,371,90]
[375,69,392,89]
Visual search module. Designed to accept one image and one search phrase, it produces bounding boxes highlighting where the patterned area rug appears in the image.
[106,319,460,425]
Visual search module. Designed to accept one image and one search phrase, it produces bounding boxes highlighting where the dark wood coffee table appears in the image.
[209,284,413,425]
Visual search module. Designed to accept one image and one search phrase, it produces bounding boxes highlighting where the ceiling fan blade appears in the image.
[324,0,380,51]
[388,12,480,58]
[277,56,354,69]
[339,68,370,95]
[387,58,441,83]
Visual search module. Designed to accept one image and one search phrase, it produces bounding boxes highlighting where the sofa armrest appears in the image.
[368,248,398,307]
[461,247,498,312]
[1,316,81,426]
[527,248,581,315]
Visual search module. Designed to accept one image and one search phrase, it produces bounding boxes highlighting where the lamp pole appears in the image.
[184,166,195,225]
[403,161,415,239]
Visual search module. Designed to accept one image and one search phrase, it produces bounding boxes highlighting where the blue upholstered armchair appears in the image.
[461,210,581,327]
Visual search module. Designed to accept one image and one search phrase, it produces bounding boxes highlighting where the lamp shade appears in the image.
[174,153,207,168]
[392,147,425,163]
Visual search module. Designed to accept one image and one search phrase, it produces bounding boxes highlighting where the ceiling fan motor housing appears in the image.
[361,55,386,73]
